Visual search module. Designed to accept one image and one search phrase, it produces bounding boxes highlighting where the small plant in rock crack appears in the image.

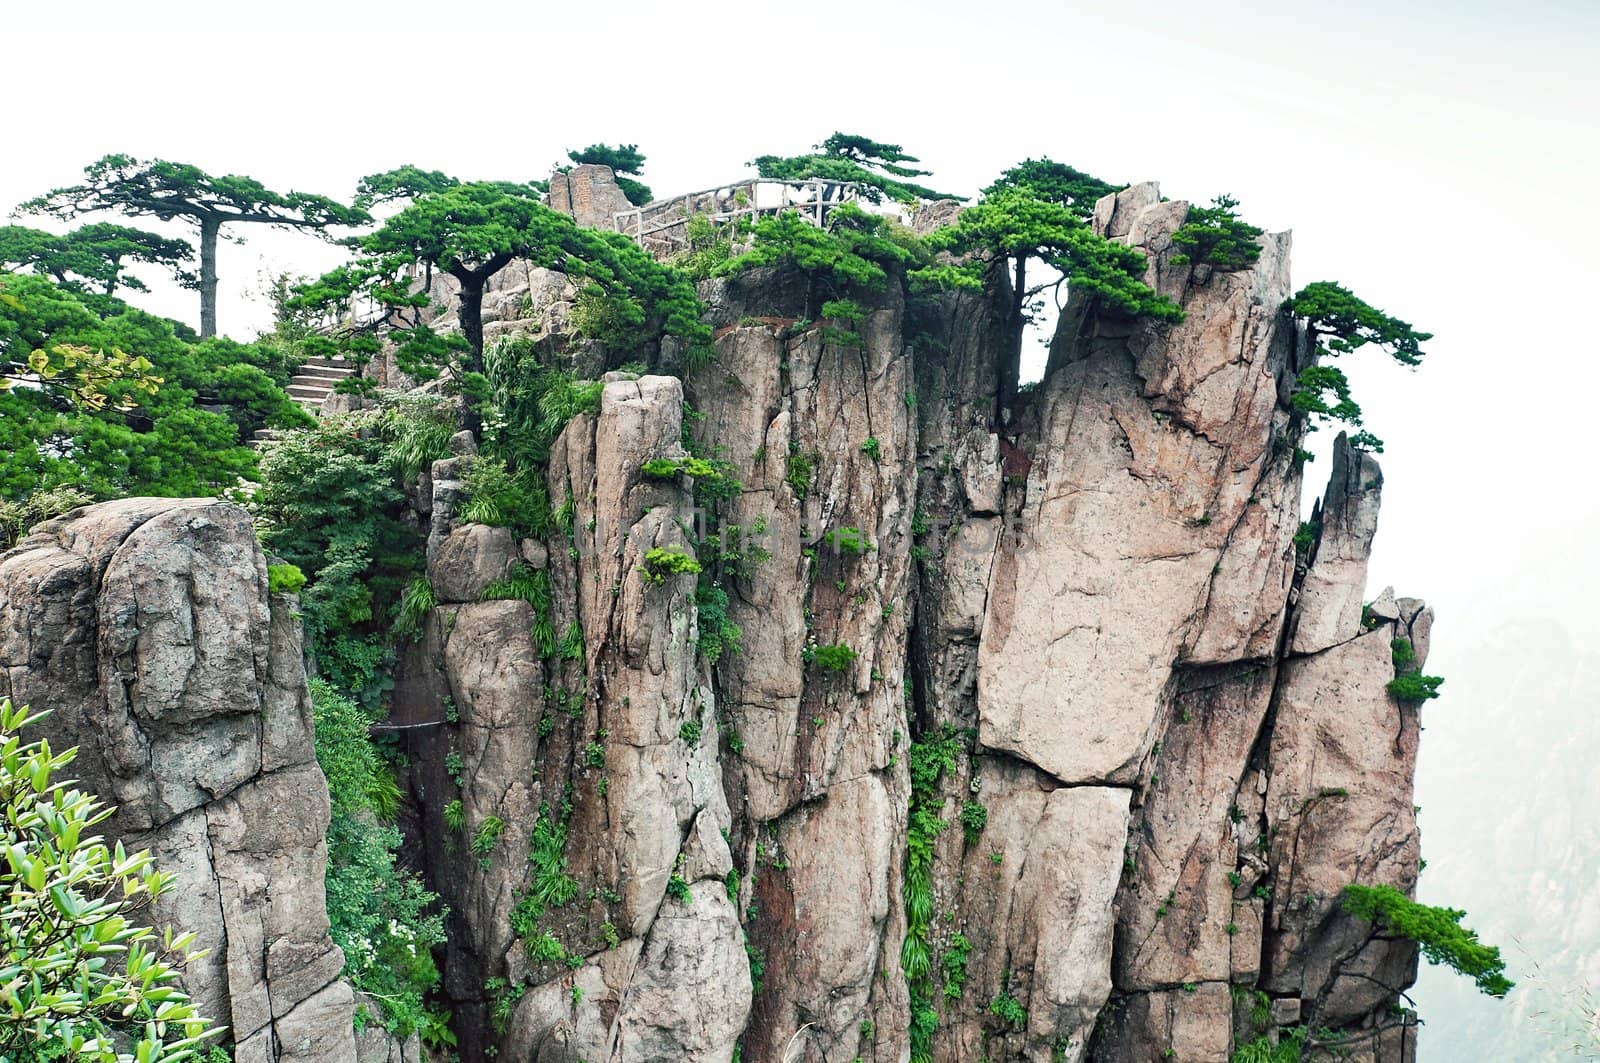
[825,526,874,555]
[443,799,465,832]
[680,720,702,744]
[584,741,606,768]
[639,545,702,584]
[804,642,857,674]
[559,621,585,660]
[961,801,988,844]
[861,436,881,462]
[471,815,505,856]
[989,978,1028,1028]
[667,874,692,903]
[1387,672,1443,703]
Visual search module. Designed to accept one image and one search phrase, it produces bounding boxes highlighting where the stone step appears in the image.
[287,385,332,400]
[300,357,354,371]
[293,369,351,384]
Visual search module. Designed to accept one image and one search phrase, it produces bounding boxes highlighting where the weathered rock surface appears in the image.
[0,498,390,1062]
[386,187,1427,1062]
[548,163,635,229]
[12,178,1439,1063]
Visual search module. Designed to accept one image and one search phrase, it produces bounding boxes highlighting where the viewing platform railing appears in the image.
[614,179,866,254]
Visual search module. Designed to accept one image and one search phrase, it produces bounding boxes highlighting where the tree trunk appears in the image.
[996,255,1027,429]
[459,279,485,376]
[198,217,220,338]
[457,277,486,436]
[450,252,513,437]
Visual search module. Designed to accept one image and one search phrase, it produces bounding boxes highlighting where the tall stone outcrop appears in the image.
[0,177,1438,1063]
[385,183,1430,1062]
[0,498,379,1062]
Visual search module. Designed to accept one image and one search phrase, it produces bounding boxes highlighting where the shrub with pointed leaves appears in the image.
[0,698,222,1061]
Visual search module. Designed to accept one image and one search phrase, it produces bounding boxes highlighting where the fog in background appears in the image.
[6,1,1597,1055]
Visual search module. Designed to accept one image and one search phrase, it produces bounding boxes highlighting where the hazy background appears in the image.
[5,1,1596,1056]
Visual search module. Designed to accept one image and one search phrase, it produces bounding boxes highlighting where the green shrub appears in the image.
[459,455,532,528]
[393,575,435,635]
[861,436,881,461]
[0,484,90,550]
[941,933,973,999]
[806,642,857,674]
[523,803,579,919]
[820,298,866,322]
[825,526,873,555]
[640,545,702,584]
[1387,673,1443,703]
[251,410,422,703]
[267,562,306,594]
[785,448,816,501]
[666,874,692,903]
[443,799,465,832]
[310,682,447,1037]
[694,583,743,665]
[680,720,703,744]
[989,989,1028,1028]
[0,698,223,1061]
[960,801,988,844]
[902,726,969,1060]
[471,815,506,856]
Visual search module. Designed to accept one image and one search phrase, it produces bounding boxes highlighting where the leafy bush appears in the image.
[640,545,702,584]
[825,526,873,555]
[312,681,447,1037]
[989,989,1028,1028]
[459,455,533,528]
[0,699,222,1062]
[250,411,422,702]
[694,583,743,665]
[902,726,969,1061]
[1387,673,1444,703]
[960,800,988,844]
[393,575,436,637]
[522,803,579,919]
[805,642,857,674]
[267,562,306,594]
[471,816,506,856]
[1341,883,1511,996]
[0,483,89,549]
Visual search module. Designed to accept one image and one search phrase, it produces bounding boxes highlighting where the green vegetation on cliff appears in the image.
[0,271,307,509]
[0,699,222,1062]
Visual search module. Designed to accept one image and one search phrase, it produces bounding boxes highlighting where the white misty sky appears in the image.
[5,0,1597,1053]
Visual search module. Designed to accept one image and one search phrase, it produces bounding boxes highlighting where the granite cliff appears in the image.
[0,175,1433,1062]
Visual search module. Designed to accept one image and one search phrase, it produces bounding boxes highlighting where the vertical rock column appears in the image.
[0,498,362,1063]
[403,377,751,1061]
[687,267,919,1063]
[912,181,1306,1063]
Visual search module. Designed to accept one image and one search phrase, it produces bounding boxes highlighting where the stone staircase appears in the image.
[251,356,354,445]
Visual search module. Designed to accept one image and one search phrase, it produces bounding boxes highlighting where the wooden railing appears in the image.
[613,179,865,254]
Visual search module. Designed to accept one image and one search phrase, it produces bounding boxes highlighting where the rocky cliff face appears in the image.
[384,180,1431,1061]
[0,498,411,1063]
[0,176,1433,1063]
